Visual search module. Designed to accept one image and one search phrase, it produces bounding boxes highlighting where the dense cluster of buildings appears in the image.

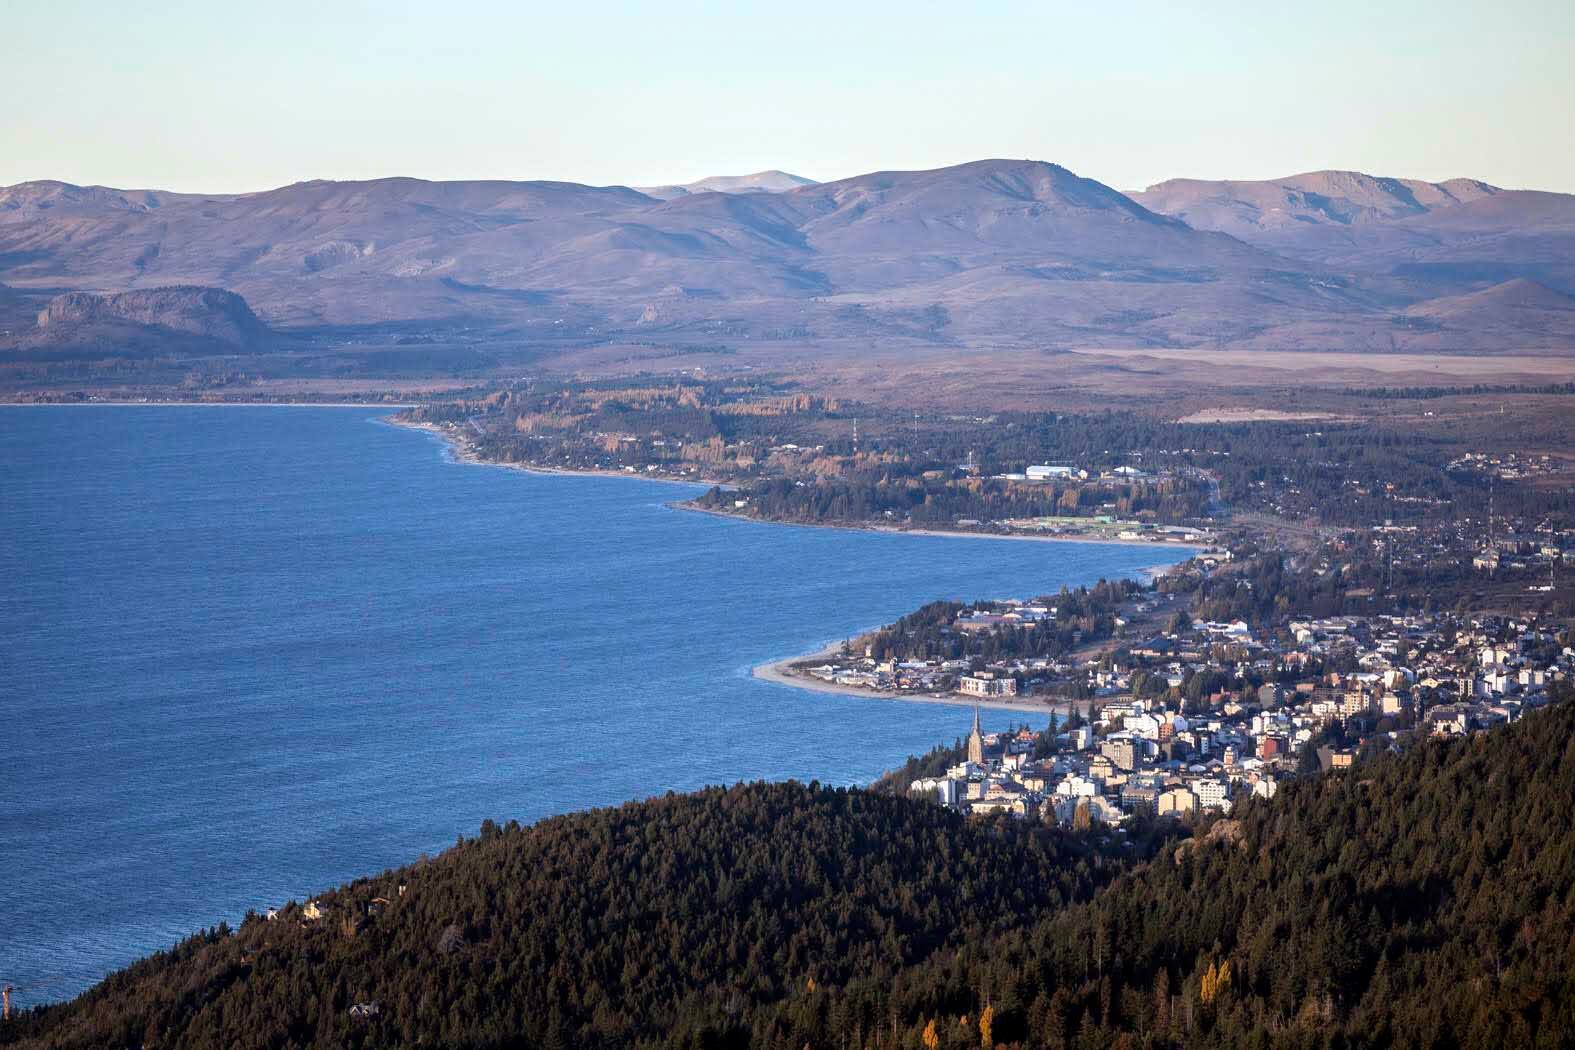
[802,595,1572,708]
[908,612,1570,826]
[803,600,1091,696]
[911,700,1287,826]
[1447,450,1565,483]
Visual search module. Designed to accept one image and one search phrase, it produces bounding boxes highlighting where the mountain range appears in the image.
[1,159,1571,358]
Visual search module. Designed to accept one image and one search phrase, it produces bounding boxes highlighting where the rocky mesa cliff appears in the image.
[27,285,273,354]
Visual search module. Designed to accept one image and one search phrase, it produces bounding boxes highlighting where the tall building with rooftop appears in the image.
[967,704,985,765]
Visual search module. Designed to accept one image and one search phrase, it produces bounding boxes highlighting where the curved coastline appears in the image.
[394,417,723,487]
[396,416,1210,553]
[398,414,1197,713]
[12,404,1180,1010]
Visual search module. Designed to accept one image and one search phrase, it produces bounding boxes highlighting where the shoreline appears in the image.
[393,418,727,488]
[751,640,1083,718]
[0,399,416,408]
[656,482,1210,557]
[402,414,1194,713]
[397,417,1211,556]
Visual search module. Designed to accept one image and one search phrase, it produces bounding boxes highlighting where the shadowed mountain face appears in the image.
[1,159,1571,355]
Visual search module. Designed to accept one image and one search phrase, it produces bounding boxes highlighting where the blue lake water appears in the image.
[0,405,1182,1006]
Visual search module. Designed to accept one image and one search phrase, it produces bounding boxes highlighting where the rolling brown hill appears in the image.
[1384,277,1575,349]
[1129,170,1500,241]
[1131,171,1575,300]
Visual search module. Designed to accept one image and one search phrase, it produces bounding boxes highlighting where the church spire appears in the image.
[967,702,984,765]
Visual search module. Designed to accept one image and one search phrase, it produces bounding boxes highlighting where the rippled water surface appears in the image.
[0,406,1183,1004]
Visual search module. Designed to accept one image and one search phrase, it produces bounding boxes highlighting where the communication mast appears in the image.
[1489,476,1496,547]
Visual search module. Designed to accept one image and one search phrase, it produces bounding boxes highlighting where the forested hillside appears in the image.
[0,785,1109,1049]
[773,684,1575,1050]
[6,689,1574,1049]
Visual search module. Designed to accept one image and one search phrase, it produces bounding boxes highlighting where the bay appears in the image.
[0,406,1182,1005]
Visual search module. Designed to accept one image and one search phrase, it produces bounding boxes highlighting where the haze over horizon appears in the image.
[4,0,1573,195]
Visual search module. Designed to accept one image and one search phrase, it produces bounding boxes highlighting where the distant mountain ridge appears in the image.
[636,169,818,200]
[1130,170,1502,235]
[1129,170,1575,302]
[0,179,178,217]
[0,158,1571,355]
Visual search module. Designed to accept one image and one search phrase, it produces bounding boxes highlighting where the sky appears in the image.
[3,0,1572,194]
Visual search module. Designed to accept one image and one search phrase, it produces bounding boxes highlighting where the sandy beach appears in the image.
[750,638,1083,718]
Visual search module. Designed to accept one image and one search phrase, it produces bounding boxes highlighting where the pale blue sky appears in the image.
[3,0,1572,193]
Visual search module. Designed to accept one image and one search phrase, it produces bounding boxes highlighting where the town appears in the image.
[397,381,1575,837]
[898,606,1570,826]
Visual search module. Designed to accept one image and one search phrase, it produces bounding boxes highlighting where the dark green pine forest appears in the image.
[6,685,1575,1050]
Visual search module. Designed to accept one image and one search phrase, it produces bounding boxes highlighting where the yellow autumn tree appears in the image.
[921,1018,939,1050]
[1200,958,1232,1005]
[979,1004,994,1048]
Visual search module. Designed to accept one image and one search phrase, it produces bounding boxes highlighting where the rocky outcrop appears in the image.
[1173,818,1246,864]
[30,285,272,354]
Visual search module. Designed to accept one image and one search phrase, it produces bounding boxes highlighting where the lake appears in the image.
[0,405,1184,1006]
